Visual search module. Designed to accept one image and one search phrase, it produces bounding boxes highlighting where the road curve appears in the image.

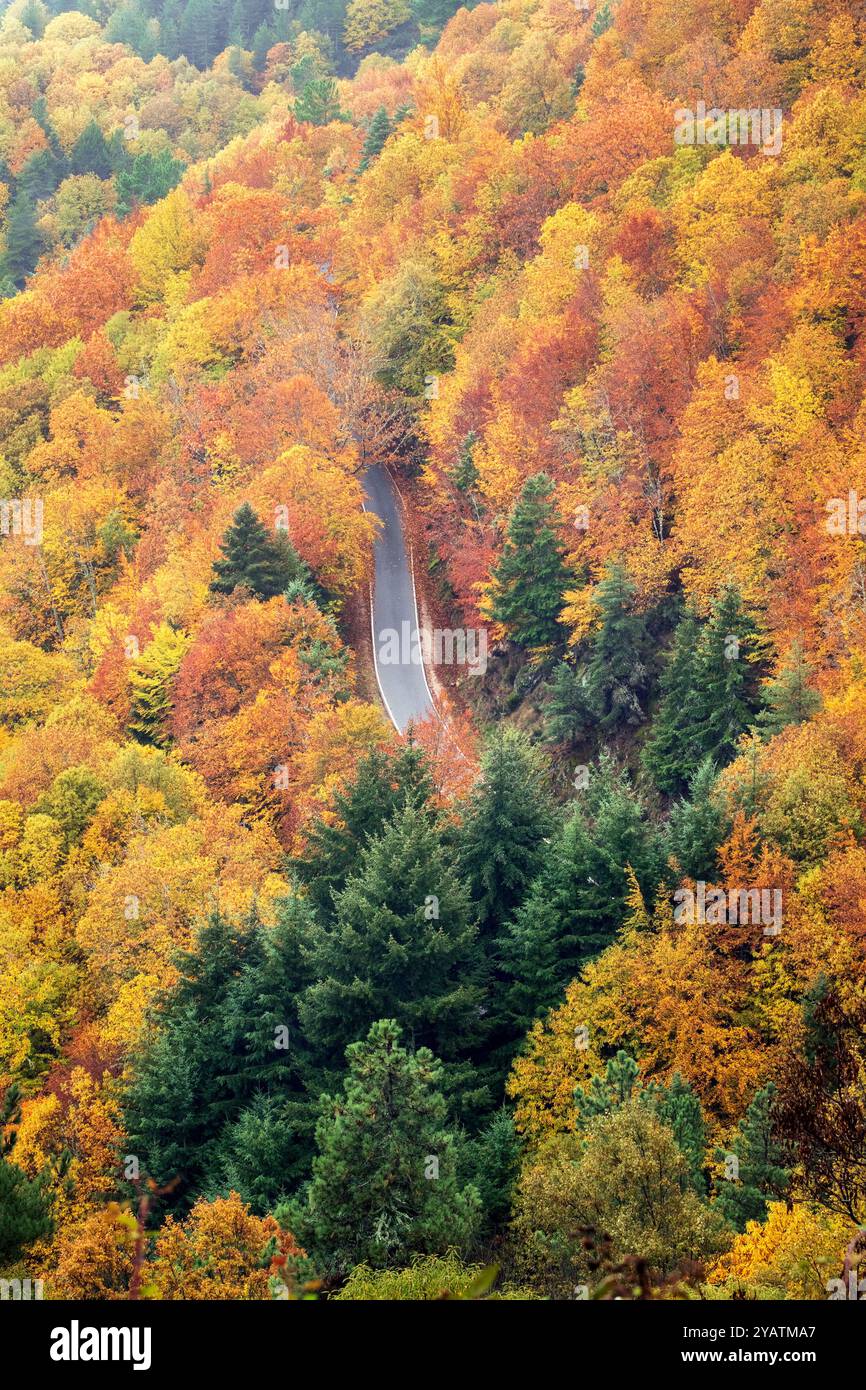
[362,463,436,733]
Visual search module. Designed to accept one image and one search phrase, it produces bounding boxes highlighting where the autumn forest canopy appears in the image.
[1,0,866,1310]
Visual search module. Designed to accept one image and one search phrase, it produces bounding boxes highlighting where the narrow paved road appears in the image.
[362,464,436,733]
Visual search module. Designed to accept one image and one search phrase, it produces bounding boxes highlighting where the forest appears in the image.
[1,0,865,1306]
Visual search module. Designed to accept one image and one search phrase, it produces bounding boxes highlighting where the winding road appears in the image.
[362,464,436,733]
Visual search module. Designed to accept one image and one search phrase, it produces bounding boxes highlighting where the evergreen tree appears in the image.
[656,1072,708,1195]
[2,194,42,286]
[715,1083,792,1232]
[460,1107,521,1233]
[251,22,273,73]
[358,105,391,172]
[666,756,727,882]
[573,1049,641,1124]
[19,0,45,38]
[544,659,590,747]
[501,756,666,1033]
[115,149,186,216]
[209,502,301,599]
[128,623,189,747]
[18,148,64,201]
[290,743,433,922]
[0,1085,52,1265]
[283,1019,480,1274]
[124,909,271,1211]
[693,588,767,769]
[583,562,650,731]
[758,640,821,737]
[641,609,703,794]
[456,726,554,941]
[452,430,479,492]
[643,593,766,795]
[70,119,114,179]
[299,801,485,1073]
[490,472,570,647]
[179,0,217,69]
[294,77,345,126]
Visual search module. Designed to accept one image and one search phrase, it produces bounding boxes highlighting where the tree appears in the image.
[758,641,821,737]
[179,0,217,69]
[299,801,485,1076]
[290,743,432,921]
[70,120,114,180]
[544,660,590,747]
[502,756,666,1033]
[643,594,766,795]
[583,563,651,731]
[490,473,570,647]
[2,195,42,287]
[294,78,345,126]
[358,106,391,172]
[511,1099,726,1298]
[666,756,727,882]
[0,1085,53,1264]
[456,726,554,941]
[115,151,186,217]
[284,1019,480,1275]
[209,503,304,600]
[251,23,273,73]
[128,624,189,748]
[715,1084,791,1232]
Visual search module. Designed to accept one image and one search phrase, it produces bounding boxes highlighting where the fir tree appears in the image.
[299,801,485,1071]
[2,194,41,286]
[544,659,590,747]
[251,22,273,73]
[290,743,433,922]
[115,149,186,216]
[71,119,114,179]
[358,105,391,172]
[758,640,821,737]
[641,609,703,794]
[666,756,727,882]
[179,0,217,69]
[715,1083,792,1232]
[283,1019,480,1274]
[456,726,554,940]
[209,502,302,599]
[583,562,650,731]
[501,756,667,1033]
[656,1072,708,1195]
[490,472,570,647]
[461,1107,521,1232]
[693,588,767,769]
[453,430,479,492]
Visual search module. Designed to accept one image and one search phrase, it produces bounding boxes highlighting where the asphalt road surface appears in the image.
[362,463,436,733]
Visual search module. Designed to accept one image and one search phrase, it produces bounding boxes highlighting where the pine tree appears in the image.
[758,640,821,737]
[456,726,554,941]
[573,1050,641,1124]
[666,756,727,882]
[656,1072,708,1195]
[116,149,186,216]
[501,756,667,1033]
[461,1107,521,1232]
[71,119,114,179]
[358,106,391,172]
[452,430,479,492]
[583,562,650,731]
[283,1019,480,1274]
[18,147,65,201]
[290,743,433,922]
[299,801,485,1072]
[490,472,570,647]
[2,194,42,286]
[715,1083,791,1231]
[209,502,301,599]
[128,623,189,747]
